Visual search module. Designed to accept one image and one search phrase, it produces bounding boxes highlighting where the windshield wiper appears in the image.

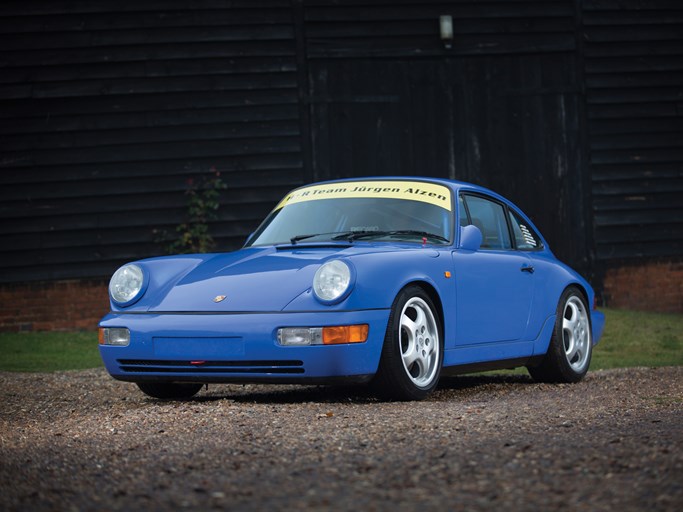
[291,230,449,244]
[335,230,449,243]
[289,231,355,244]
[393,230,450,243]
[331,230,382,241]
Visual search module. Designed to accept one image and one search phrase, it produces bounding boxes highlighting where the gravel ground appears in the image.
[1,366,682,511]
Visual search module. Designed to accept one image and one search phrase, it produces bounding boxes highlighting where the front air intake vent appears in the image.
[117,359,305,374]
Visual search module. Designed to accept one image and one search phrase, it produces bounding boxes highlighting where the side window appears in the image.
[458,195,469,227]
[462,195,512,250]
[508,210,543,250]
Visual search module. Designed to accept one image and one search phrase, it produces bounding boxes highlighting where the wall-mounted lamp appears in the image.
[439,15,453,49]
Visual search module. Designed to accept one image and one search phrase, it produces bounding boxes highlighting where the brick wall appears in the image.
[602,258,683,314]
[0,279,110,332]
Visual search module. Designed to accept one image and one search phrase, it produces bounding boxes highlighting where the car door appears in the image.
[452,194,534,344]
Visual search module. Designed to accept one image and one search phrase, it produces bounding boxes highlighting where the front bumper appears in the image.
[99,309,390,384]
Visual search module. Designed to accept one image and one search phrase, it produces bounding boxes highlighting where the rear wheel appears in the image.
[136,382,203,400]
[527,286,592,383]
[372,285,443,401]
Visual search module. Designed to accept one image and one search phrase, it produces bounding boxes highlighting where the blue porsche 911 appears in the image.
[99,177,605,401]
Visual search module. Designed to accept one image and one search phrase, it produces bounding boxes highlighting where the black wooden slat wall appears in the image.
[1,0,681,286]
[0,0,303,282]
[304,0,577,58]
[584,0,683,260]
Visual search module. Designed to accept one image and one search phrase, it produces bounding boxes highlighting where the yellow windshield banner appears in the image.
[275,180,452,211]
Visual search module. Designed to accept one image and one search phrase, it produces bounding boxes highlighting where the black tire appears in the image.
[371,285,444,401]
[136,382,203,400]
[527,286,593,383]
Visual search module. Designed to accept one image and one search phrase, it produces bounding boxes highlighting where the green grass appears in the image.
[0,331,102,372]
[0,308,681,372]
[591,308,683,369]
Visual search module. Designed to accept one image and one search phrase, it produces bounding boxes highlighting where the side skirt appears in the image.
[440,356,544,377]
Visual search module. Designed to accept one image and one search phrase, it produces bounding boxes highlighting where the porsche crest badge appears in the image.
[213,295,227,303]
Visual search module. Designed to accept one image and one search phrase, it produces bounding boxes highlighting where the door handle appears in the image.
[520,265,535,274]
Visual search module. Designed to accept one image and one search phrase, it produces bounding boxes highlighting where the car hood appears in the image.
[138,244,427,313]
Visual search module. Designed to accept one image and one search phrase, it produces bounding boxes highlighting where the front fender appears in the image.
[283,249,454,313]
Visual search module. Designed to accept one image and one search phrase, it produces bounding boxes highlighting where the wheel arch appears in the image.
[371,279,446,400]
[399,280,445,336]
[565,282,591,314]
[527,281,594,383]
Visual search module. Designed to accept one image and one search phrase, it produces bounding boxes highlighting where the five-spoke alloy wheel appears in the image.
[398,296,441,388]
[372,285,443,400]
[561,295,591,373]
[528,286,593,383]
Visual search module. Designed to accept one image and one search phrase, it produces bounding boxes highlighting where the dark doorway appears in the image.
[307,53,590,269]
[308,60,457,181]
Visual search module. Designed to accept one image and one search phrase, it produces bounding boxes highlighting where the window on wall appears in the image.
[461,195,512,250]
[508,209,543,250]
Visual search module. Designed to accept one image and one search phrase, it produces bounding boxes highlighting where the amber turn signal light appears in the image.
[322,324,369,345]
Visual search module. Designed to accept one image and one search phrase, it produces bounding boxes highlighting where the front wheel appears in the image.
[527,286,593,383]
[136,382,203,400]
[372,286,444,401]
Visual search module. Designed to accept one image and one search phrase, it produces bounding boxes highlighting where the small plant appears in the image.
[158,167,227,254]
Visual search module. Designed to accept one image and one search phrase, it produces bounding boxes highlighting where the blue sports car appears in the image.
[99,177,605,401]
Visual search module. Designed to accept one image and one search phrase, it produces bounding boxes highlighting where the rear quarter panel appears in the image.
[526,252,597,354]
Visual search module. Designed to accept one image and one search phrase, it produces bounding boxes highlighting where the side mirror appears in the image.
[459,225,482,252]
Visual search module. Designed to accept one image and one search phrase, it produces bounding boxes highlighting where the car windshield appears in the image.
[246,180,453,247]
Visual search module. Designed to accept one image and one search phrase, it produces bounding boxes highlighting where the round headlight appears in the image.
[313,260,353,304]
[109,264,146,306]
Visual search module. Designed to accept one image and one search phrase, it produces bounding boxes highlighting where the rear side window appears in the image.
[461,195,512,250]
[508,210,543,250]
